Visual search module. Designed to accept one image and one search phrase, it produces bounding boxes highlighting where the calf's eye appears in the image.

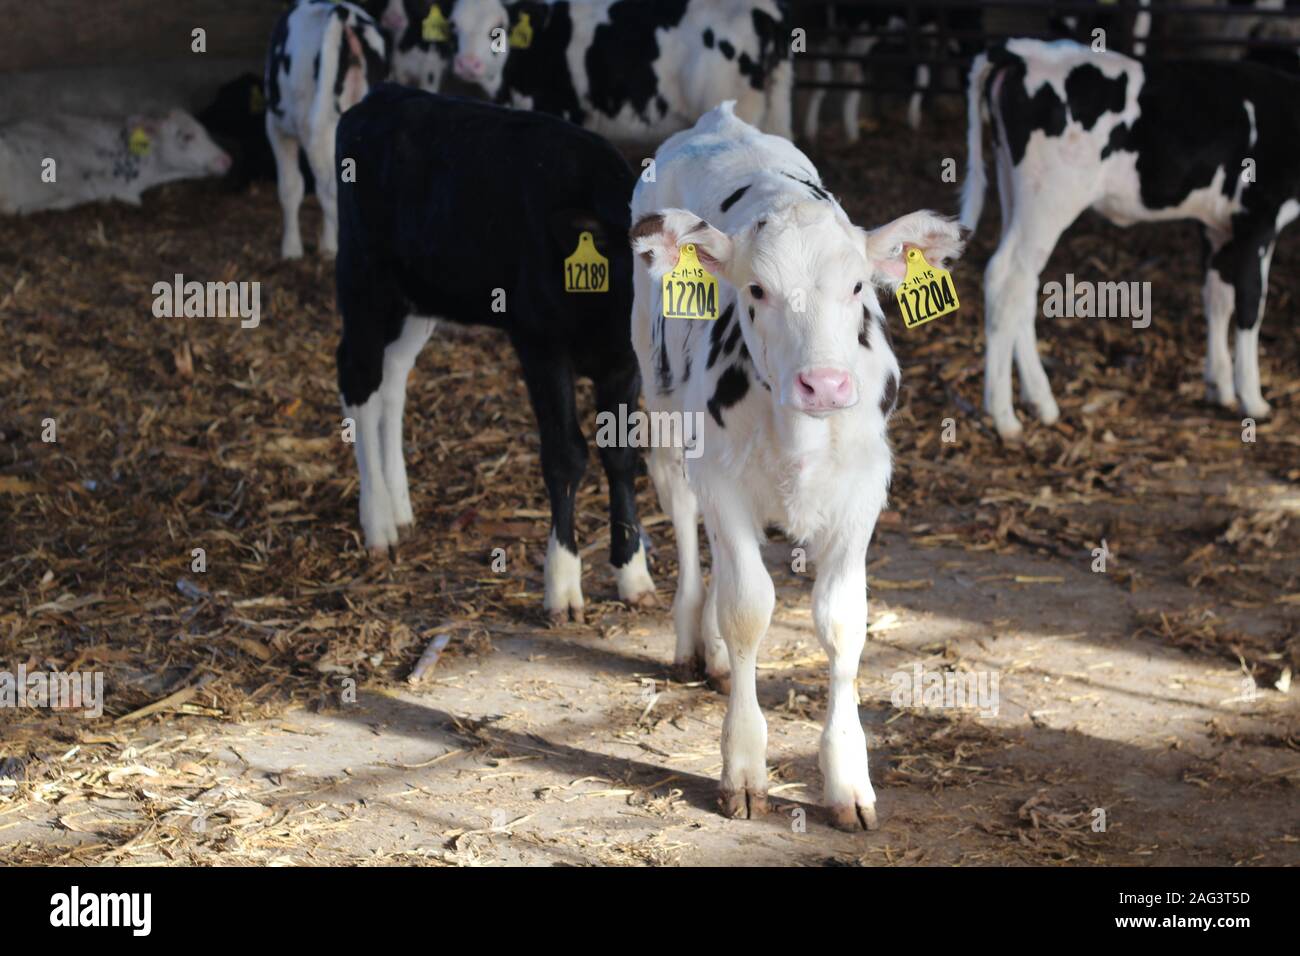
[748,284,764,300]
[853,281,863,295]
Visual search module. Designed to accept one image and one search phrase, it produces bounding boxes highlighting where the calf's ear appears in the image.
[547,208,611,255]
[861,211,966,289]
[629,209,734,281]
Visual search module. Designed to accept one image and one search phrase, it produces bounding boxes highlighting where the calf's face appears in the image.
[451,0,511,92]
[633,205,964,417]
[135,110,231,177]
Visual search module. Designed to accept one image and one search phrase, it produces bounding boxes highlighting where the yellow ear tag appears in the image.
[128,127,152,157]
[422,5,451,42]
[249,83,266,115]
[509,12,533,49]
[895,246,959,329]
[663,243,719,320]
[564,231,609,293]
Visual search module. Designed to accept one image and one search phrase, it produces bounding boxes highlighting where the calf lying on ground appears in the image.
[631,102,963,828]
[336,85,656,622]
[265,0,389,258]
[0,110,229,215]
[449,0,793,140]
[962,39,1300,440]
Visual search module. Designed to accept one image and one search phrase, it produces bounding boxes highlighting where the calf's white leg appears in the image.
[1235,242,1274,418]
[983,193,1082,439]
[267,119,305,260]
[1203,266,1236,409]
[344,393,398,553]
[812,534,877,830]
[803,55,832,141]
[379,317,435,533]
[647,445,706,678]
[308,122,339,257]
[707,502,774,818]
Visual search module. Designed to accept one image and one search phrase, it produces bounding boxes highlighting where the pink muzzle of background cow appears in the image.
[454,55,485,81]
[793,367,857,413]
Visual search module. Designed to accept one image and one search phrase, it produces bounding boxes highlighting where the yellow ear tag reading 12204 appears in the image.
[565,231,609,293]
[422,5,450,42]
[509,13,533,49]
[128,127,152,157]
[663,244,718,320]
[895,246,958,329]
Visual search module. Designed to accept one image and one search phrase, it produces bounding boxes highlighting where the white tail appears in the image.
[959,53,995,232]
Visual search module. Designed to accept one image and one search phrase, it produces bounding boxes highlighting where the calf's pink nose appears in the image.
[456,55,483,77]
[794,367,855,411]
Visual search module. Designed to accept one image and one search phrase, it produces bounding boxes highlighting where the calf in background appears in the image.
[449,0,793,141]
[962,39,1300,440]
[0,110,229,215]
[265,0,389,258]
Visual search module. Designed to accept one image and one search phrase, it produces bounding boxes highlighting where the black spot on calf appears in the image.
[707,364,750,427]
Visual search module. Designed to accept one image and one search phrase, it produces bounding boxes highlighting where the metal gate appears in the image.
[789,0,1300,97]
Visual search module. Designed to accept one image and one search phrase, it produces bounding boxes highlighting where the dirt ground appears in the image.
[2,99,1298,866]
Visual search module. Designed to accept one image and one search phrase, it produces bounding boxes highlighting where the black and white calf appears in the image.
[264,0,389,258]
[962,39,1300,440]
[369,0,462,89]
[630,103,963,828]
[449,0,793,140]
[335,85,655,623]
[0,110,230,215]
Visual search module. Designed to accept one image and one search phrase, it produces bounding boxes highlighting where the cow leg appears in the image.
[306,121,339,257]
[1013,314,1059,426]
[1200,229,1236,408]
[593,360,655,608]
[907,62,930,130]
[266,118,304,260]
[984,196,1079,439]
[803,55,832,141]
[1233,236,1276,419]
[763,59,795,140]
[646,443,704,675]
[379,316,435,535]
[707,498,774,819]
[813,530,876,830]
[515,338,588,624]
[841,37,875,144]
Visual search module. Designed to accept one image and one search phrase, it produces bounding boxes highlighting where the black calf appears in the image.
[335,85,655,622]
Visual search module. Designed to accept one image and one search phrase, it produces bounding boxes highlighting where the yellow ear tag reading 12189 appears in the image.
[895,246,958,329]
[663,244,718,320]
[564,231,609,293]
[128,127,152,157]
[509,13,533,49]
[422,5,450,42]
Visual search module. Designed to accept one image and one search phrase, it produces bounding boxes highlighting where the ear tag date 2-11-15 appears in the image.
[896,246,958,329]
[663,243,718,320]
[564,231,609,293]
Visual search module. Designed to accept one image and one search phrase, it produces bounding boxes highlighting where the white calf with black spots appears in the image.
[264,0,389,259]
[449,0,793,140]
[630,102,964,829]
[962,38,1300,440]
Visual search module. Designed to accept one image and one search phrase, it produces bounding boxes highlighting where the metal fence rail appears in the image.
[790,0,1300,96]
